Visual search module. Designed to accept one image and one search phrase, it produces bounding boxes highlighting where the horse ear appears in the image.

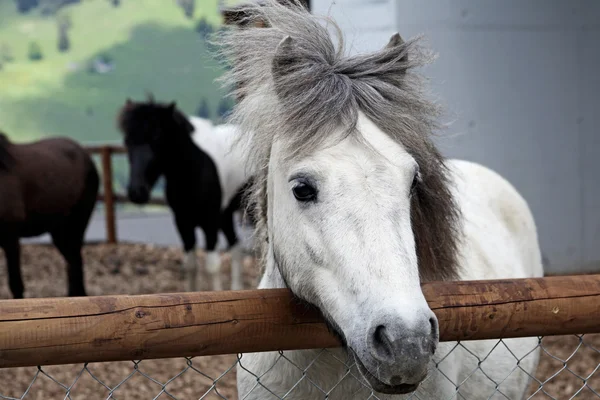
[167,101,177,112]
[386,32,404,49]
[382,32,408,72]
[272,36,295,78]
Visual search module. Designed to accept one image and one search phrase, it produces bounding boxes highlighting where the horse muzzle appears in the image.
[351,309,439,394]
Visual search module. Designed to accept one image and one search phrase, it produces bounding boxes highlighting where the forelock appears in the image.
[217,0,441,166]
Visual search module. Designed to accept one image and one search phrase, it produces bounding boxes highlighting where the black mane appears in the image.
[116,96,195,143]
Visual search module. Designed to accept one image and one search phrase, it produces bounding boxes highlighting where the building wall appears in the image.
[311,0,600,274]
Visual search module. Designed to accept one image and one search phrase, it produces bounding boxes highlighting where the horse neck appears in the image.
[160,135,202,178]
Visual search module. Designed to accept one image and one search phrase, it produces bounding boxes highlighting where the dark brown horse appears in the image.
[0,132,99,298]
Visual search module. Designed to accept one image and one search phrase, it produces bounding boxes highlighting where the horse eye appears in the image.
[292,182,317,202]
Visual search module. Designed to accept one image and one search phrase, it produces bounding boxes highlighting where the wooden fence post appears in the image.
[101,146,117,244]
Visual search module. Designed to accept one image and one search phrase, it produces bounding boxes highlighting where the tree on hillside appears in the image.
[28,42,43,61]
[177,0,195,19]
[57,14,72,52]
[58,29,70,52]
[109,0,120,6]
[196,99,210,119]
[195,18,213,41]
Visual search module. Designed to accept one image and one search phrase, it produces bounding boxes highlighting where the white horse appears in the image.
[218,1,543,398]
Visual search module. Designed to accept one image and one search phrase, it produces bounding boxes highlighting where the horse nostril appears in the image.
[372,325,394,362]
[429,317,437,335]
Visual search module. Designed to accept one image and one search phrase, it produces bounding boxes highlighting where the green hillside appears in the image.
[0,0,229,144]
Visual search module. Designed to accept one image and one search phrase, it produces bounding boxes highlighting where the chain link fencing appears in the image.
[1,334,598,400]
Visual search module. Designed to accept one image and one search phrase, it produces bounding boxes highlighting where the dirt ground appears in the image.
[0,243,598,399]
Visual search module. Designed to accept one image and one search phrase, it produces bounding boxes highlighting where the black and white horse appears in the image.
[117,97,253,291]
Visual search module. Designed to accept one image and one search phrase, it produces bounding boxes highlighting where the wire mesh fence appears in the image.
[1,334,598,400]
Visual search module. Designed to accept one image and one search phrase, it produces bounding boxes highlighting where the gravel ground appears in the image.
[0,243,598,399]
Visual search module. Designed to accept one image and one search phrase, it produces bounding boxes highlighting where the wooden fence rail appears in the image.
[86,145,167,244]
[1,275,599,368]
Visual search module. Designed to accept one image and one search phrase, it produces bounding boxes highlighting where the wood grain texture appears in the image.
[1,275,599,368]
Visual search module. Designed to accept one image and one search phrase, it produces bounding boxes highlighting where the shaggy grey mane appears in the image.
[217,0,461,281]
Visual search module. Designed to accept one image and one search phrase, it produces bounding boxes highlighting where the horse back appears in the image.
[189,117,252,211]
[448,159,544,281]
[0,136,99,223]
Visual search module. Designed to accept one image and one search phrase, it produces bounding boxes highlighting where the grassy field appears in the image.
[0,0,228,144]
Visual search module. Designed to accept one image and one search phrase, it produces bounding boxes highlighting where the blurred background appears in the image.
[0,0,598,274]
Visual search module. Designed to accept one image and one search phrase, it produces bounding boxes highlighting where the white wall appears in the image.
[312,0,600,275]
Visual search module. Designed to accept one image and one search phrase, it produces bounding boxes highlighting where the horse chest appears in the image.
[164,180,222,220]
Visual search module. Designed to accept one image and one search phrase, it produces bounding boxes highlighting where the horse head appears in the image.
[117,97,194,204]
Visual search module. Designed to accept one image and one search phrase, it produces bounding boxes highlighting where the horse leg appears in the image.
[203,228,222,291]
[174,216,198,292]
[2,239,24,299]
[221,210,243,290]
[51,232,86,297]
[52,162,96,297]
